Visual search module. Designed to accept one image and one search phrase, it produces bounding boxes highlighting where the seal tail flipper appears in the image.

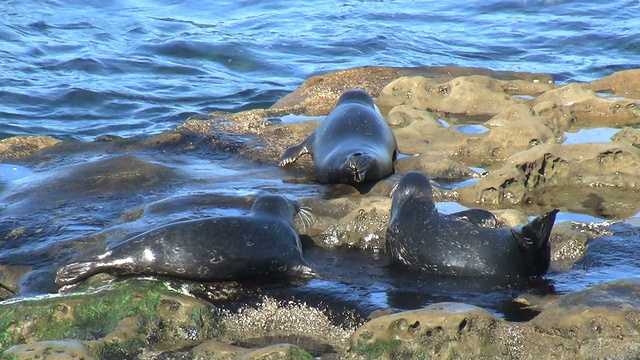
[56,261,100,286]
[279,141,310,167]
[515,209,560,250]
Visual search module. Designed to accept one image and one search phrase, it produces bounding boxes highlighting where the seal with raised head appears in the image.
[56,195,316,286]
[386,171,559,278]
[279,89,398,184]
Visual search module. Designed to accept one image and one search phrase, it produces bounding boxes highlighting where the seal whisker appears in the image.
[297,206,315,230]
[389,180,400,198]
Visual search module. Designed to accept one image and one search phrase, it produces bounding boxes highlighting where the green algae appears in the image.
[290,347,314,360]
[350,339,402,360]
[93,337,146,359]
[0,279,171,352]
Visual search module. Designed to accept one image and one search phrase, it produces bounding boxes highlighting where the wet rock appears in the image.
[548,222,591,272]
[0,135,61,159]
[348,302,510,359]
[191,340,248,359]
[458,143,640,207]
[587,68,640,98]
[569,97,640,128]
[611,126,640,147]
[271,66,405,115]
[490,209,529,227]
[394,152,480,181]
[0,264,30,300]
[317,197,391,249]
[2,340,98,360]
[531,278,640,353]
[238,343,314,360]
[348,279,640,359]
[216,296,352,357]
[271,66,553,116]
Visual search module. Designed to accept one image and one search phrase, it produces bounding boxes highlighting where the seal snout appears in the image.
[348,152,374,183]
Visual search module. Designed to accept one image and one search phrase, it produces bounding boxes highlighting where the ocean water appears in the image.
[1,0,639,140]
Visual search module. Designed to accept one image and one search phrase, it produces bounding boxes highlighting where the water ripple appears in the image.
[0,0,638,139]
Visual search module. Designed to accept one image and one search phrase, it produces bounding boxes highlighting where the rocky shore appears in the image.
[1,66,640,359]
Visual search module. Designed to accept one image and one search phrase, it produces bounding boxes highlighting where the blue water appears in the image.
[1,0,639,140]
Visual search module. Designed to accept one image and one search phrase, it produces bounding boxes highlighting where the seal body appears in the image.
[56,195,314,286]
[279,89,398,184]
[386,171,558,278]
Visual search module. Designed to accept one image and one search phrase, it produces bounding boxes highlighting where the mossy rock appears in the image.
[0,279,218,355]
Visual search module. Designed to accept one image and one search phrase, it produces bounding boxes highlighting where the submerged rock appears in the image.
[0,135,61,159]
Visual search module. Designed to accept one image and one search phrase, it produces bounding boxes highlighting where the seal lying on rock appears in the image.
[386,171,559,277]
[56,195,316,286]
[279,89,398,184]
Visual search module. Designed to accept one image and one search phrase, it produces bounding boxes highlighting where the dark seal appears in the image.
[386,171,559,278]
[56,195,315,286]
[279,89,398,184]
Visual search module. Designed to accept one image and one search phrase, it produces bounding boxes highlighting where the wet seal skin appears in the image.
[279,89,398,184]
[56,195,316,287]
[387,171,559,277]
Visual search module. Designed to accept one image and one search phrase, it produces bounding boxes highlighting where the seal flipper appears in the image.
[286,263,322,285]
[279,139,311,167]
[513,209,559,250]
[56,261,101,286]
[447,209,498,228]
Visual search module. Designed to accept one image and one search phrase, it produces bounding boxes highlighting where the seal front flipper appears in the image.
[279,139,311,167]
[286,263,323,285]
[56,261,101,286]
[447,209,498,228]
[512,209,559,250]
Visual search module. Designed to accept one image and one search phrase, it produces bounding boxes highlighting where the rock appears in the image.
[271,66,553,116]
[484,104,534,127]
[348,302,512,359]
[348,279,640,359]
[611,126,640,147]
[216,296,352,356]
[386,105,440,127]
[531,278,640,354]
[2,340,98,360]
[191,340,248,359]
[569,97,640,128]
[0,136,61,159]
[394,152,480,181]
[317,200,390,250]
[392,112,556,164]
[458,143,640,206]
[548,222,591,272]
[533,83,596,106]
[238,343,314,360]
[377,75,524,117]
[587,68,640,98]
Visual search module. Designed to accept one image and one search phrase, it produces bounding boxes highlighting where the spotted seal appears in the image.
[386,171,559,277]
[56,195,316,286]
[279,89,398,184]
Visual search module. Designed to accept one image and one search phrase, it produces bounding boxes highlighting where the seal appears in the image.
[56,195,316,286]
[386,171,559,278]
[279,89,398,184]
